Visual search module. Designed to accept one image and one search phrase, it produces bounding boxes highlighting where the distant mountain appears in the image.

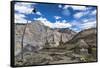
[15,21,76,56]
[15,20,97,57]
[68,28,96,46]
[65,28,97,51]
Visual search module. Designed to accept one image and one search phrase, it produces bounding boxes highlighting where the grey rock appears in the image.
[15,21,76,56]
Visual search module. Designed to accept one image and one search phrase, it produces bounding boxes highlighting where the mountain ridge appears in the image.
[15,20,97,56]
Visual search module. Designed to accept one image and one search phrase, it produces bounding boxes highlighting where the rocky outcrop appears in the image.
[15,21,97,66]
[65,28,97,55]
[15,21,76,56]
[67,28,97,47]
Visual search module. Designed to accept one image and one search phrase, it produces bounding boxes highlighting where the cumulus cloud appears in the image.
[81,20,96,29]
[15,13,32,23]
[82,19,89,22]
[34,17,53,27]
[15,2,41,15]
[62,20,67,23]
[58,5,62,8]
[70,16,96,32]
[62,5,86,16]
[74,7,96,19]
[63,5,87,11]
[54,21,71,28]
[14,3,34,23]
[74,10,90,18]
[91,9,96,15]
[71,6,87,10]
[14,3,96,32]
[62,9,71,16]
[14,2,42,23]
[15,13,25,18]
[15,2,35,14]
[63,5,69,9]
[15,13,27,23]
[36,11,42,15]
[62,5,87,16]
[74,12,83,18]
[34,17,72,28]
[54,16,61,20]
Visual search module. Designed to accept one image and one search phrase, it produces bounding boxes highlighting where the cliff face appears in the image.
[15,21,97,66]
[15,21,97,56]
[15,21,76,56]
[67,28,97,47]
[64,28,97,55]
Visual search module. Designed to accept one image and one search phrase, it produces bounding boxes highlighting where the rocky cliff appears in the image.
[15,21,76,56]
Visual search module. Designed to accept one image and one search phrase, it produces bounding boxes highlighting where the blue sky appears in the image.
[14,2,97,32]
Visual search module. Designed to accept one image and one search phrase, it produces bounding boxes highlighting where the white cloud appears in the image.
[74,10,90,18]
[15,13,32,23]
[74,7,96,19]
[14,2,39,23]
[36,11,42,15]
[70,28,80,32]
[82,17,96,23]
[34,17,53,27]
[63,5,70,9]
[71,6,86,10]
[91,10,96,15]
[15,17,27,23]
[62,20,67,23]
[15,13,25,18]
[34,17,72,28]
[81,21,96,29]
[62,5,87,16]
[74,12,83,18]
[58,5,62,8]
[15,13,27,23]
[63,5,87,11]
[70,18,96,32]
[63,5,87,17]
[54,16,61,20]
[15,2,36,14]
[62,9,70,16]
[54,21,71,28]
[83,19,89,22]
